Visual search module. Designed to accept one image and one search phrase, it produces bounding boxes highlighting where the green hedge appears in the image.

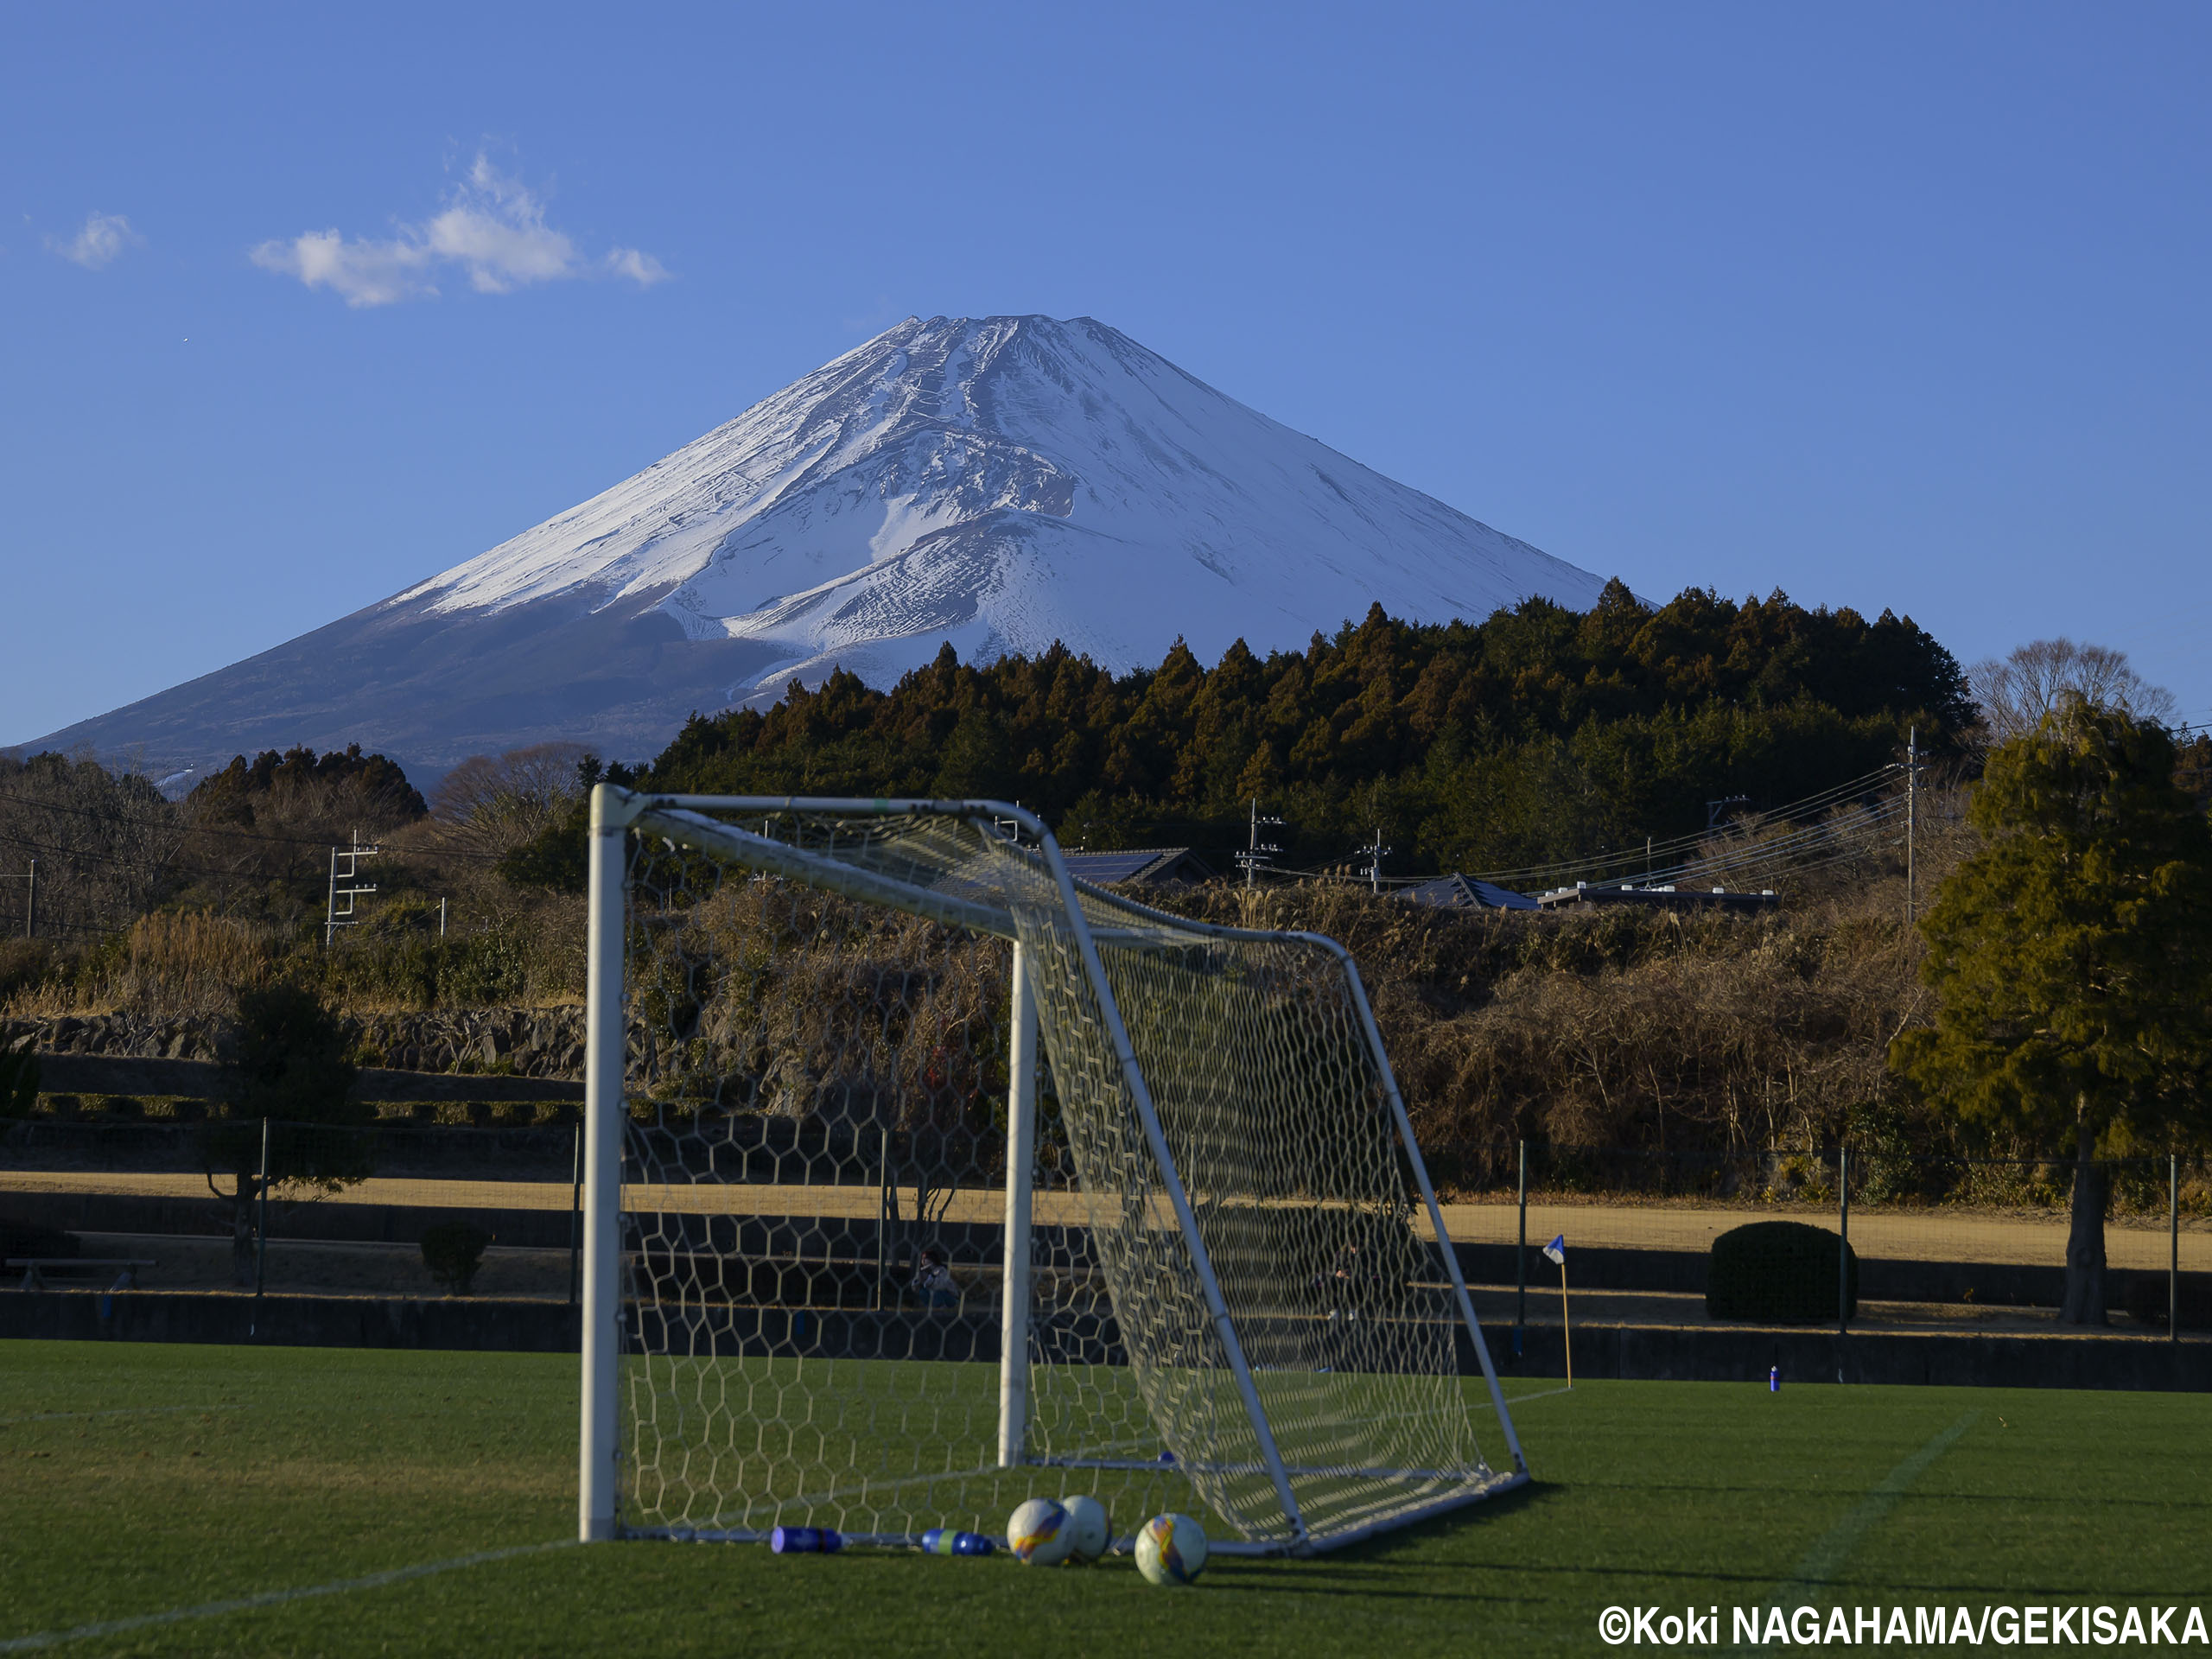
[420,1222,494,1296]
[1707,1219,1856,1323]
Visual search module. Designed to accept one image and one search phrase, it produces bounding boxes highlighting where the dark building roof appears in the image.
[1397,874,1541,912]
[1535,882,1779,913]
[1062,848,1217,890]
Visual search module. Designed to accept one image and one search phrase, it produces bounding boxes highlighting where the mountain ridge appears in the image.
[22,314,1610,781]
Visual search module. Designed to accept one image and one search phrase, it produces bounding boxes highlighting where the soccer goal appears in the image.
[577,787,1527,1555]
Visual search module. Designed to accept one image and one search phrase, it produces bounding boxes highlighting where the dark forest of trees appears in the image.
[634,582,1975,874]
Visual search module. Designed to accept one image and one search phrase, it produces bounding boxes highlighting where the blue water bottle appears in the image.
[772,1526,842,1554]
[922,1529,994,1556]
[921,1528,993,1556]
[1768,1365,1780,1393]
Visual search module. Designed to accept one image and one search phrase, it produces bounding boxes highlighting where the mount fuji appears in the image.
[27,315,1611,781]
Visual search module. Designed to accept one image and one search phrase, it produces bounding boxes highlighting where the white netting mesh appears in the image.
[612,799,1516,1551]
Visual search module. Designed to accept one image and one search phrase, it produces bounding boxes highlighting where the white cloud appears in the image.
[604,246,671,287]
[251,154,669,308]
[49,212,143,269]
[252,227,437,307]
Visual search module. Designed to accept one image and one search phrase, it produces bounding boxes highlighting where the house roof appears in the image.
[1062,847,1217,889]
[1398,874,1541,912]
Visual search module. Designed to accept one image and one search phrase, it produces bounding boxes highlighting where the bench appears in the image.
[6,1258,157,1291]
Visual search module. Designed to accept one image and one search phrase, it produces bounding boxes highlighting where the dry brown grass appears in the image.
[111,910,277,1016]
[1169,795,1978,1175]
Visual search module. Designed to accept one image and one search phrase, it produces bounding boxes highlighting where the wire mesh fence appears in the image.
[0,1116,588,1303]
[5,1115,2208,1338]
[1440,1146,2212,1338]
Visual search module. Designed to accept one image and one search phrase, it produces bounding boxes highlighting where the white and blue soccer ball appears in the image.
[1007,1497,1074,1565]
[1060,1495,1110,1563]
[1134,1512,1208,1586]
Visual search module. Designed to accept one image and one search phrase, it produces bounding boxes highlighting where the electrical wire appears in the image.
[1462,766,1901,885]
[0,791,502,859]
[1462,764,1904,887]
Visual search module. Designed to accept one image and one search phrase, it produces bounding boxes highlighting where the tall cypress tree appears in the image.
[1892,697,2212,1323]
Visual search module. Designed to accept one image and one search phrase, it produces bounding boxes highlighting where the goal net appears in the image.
[577,790,1525,1555]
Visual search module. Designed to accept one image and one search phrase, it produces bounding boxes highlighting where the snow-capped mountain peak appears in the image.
[27,315,1610,777]
[397,314,1608,700]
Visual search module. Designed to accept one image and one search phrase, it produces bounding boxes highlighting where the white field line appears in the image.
[1499,1384,1575,1408]
[0,1403,245,1427]
[0,1541,575,1654]
[1738,1409,1980,1656]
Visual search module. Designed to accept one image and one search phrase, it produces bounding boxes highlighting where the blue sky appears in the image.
[5,2,2209,747]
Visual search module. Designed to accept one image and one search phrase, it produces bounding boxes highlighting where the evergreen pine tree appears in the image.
[205,985,372,1285]
[1892,696,2212,1323]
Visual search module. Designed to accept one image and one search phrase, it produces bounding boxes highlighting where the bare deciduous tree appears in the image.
[430,743,590,858]
[1967,639,2177,752]
[0,752,185,945]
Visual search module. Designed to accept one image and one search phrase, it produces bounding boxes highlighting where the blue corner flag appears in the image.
[1541,1235,1567,1266]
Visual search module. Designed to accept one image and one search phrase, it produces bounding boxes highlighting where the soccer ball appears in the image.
[1007,1497,1074,1565]
[1134,1513,1207,1586]
[1060,1495,1110,1563]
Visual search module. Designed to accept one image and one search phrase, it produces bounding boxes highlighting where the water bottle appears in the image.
[771,1526,842,1554]
[921,1528,993,1556]
[1768,1365,1780,1393]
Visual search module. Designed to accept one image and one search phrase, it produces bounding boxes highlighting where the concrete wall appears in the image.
[3,1289,2205,1393]
[0,1289,577,1351]
[1487,1323,2211,1391]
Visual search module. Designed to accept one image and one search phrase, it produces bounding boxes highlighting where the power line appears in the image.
[0,791,502,859]
[1463,765,1903,886]
[1473,765,1900,882]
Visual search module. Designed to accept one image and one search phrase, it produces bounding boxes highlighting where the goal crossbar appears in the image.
[581,788,1528,1554]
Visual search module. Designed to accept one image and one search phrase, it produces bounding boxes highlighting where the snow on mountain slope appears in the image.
[23,315,1612,779]
[397,314,1609,699]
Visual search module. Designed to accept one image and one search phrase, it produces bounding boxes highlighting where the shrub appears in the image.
[441,931,530,1006]
[420,1222,494,1295]
[1707,1219,1857,1323]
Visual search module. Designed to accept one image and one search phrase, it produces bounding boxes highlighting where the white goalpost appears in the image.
[578,785,1526,1554]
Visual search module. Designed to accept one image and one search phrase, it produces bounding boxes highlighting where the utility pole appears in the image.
[325,834,380,948]
[1358,824,1392,894]
[1236,800,1282,888]
[1904,725,1919,933]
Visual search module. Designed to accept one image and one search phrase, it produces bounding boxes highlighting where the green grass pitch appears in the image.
[2,1341,2207,1656]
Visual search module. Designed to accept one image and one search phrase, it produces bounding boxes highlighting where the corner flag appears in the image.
[1543,1235,1572,1389]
